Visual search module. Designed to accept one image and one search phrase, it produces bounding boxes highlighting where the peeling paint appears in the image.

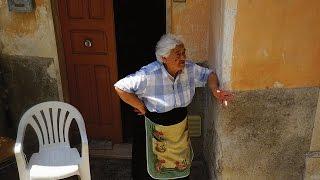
[0,0,63,100]
[46,62,56,79]
[4,12,37,36]
[262,49,269,57]
[273,81,284,88]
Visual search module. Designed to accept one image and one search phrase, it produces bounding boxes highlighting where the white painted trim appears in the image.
[220,0,238,90]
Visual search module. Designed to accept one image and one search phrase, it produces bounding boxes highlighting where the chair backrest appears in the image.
[16,101,87,150]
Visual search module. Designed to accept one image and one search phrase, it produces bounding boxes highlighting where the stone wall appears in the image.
[0,55,59,138]
[204,87,319,179]
[205,0,320,179]
[0,0,63,99]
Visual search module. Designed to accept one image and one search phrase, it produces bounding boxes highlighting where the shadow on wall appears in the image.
[0,55,59,138]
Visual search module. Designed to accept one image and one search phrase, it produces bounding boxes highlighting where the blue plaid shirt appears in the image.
[114,60,213,113]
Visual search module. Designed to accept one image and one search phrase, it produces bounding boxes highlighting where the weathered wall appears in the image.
[310,96,320,152]
[204,0,320,179]
[170,0,210,62]
[214,88,319,179]
[203,0,224,179]
[0,0,63,99]
[304,94,320,179]
[0,55,59,138]
[231,0,320,90]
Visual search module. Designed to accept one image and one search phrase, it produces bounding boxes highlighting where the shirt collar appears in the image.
[160,63,174,81]
[160,62,186,82]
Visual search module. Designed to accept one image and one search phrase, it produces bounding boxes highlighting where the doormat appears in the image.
[89,140,113,150]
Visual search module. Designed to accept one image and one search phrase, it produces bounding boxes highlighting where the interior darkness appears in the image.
[113,0,166,142]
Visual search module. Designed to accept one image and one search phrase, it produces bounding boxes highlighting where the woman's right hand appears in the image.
[114,87,147,115]
[133,104,147,115]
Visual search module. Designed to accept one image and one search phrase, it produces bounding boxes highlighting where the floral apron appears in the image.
[145,116,194,179]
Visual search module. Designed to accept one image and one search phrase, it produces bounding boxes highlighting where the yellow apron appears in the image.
[145,116,193,179]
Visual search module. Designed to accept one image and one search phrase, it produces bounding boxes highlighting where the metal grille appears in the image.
[188,115,201,137]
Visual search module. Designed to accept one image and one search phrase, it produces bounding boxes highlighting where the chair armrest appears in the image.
[14,143,27,169]
[78,123,89,157]
[81,141,89,156]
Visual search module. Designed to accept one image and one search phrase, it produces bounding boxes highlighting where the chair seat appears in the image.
[28,147,81,179]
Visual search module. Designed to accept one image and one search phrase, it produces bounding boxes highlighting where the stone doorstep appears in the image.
[304,153,320,180]
[89,143,132,159]
[89,139,113,150]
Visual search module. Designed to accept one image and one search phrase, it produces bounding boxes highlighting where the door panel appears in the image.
[89,0,105,18]
[70,30,108,54]
[94,66,113,125]
[66,0,85,19]
[57,0,122,142]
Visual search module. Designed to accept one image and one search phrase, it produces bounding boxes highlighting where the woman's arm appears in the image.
[114,87,147,115]
[207,72,233,106]
[208,72,219,91]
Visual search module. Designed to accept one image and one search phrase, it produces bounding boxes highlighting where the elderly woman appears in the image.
[114,34,232,179]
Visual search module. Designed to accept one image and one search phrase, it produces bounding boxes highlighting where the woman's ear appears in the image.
[161,56,167,63]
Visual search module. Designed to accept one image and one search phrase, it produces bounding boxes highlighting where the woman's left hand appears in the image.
[212,89,234,107]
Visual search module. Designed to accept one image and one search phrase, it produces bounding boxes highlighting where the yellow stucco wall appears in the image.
[171,0,210,62]
[0,0,63,99]
[231,0,320,90]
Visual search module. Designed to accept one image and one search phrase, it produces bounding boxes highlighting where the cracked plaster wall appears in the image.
[0,55,59,137]
[204,0,320,179]
[0,0,63,100]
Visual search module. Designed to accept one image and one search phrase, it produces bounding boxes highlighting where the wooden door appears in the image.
[57,0,122,143]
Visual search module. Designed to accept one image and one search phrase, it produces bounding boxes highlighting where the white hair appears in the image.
[155,34,183,62]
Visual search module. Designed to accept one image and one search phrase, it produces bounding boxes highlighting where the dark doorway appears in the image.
[113,0,166,142]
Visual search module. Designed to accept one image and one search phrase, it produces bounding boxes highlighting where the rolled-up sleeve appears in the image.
[114,70,147,95]
[193,63,213,87]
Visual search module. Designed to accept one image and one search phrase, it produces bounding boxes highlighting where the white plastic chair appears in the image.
[14,101,91,180]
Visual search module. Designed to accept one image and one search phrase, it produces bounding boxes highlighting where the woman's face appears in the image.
[162,44,186,73]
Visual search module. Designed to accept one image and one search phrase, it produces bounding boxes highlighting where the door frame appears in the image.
[50,0,70,103]
[50,0,123,142]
